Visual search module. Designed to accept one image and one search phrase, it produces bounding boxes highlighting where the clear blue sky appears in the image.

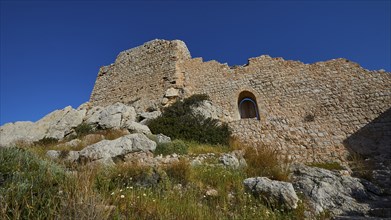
[1,1,390,125]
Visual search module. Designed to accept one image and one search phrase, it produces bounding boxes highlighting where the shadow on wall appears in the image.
[343,107,391,160]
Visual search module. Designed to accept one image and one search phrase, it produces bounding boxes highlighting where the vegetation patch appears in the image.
[148,94,231,145]
[162,159,191,185]
[243,145,291,182]
[154,139,189,156]
[308,162,344,171]
[33,137,58,147]
[74,123,94,138]
[347,152,374,181]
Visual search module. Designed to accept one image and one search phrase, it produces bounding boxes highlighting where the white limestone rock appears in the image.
[45,107,86,139]
[165,88,180,97]
[291,164,371,216]
[98,103,136,129]
[84,106,104,125]
[244,177,299,210]
[125,121,151,135]
[155,134,171,144]
[0,106,85,147]
[0,121,39,147]
[78,133,156,165]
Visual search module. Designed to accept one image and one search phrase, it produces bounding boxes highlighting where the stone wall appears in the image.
[90,39,391,163]
[90,39,191,112]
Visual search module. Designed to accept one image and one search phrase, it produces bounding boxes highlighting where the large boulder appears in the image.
[219,150,246,169]
[45,107,86,139]
[0,121,39,147]
[84,106,105,125]
[0,106,85,147]
[291,164,370,216]
[99,102,136,129]
[124,121,151,135]
[78,133,156,165]
[86,103,136,129]
[243,177,299,209]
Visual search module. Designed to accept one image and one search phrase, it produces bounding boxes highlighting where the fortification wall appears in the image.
[90,39,391,163]
[180,56,391,162]
[89,39,191,112]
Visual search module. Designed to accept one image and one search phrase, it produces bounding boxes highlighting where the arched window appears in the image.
[238,91,260,120]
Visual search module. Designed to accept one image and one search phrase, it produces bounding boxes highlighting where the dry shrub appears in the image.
[241,144,291,181]
[347,152,374,181]
[163,159,191,185]
[59,166,113,219]
[96,129,129,140]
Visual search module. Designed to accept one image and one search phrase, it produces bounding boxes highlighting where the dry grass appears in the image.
[3,135,307,219]
[162,159,191,185]
[228,137,291,181]
[187,141,230,155]
[347,152,375,181]
[95,128,129,140]
[308,162,344,171]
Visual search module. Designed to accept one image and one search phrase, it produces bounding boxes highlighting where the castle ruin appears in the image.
[90,39,391,163]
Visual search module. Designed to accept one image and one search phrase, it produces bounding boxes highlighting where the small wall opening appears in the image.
[238,91,260,120]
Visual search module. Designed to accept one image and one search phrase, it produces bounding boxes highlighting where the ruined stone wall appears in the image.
[180,56,391,162]
[90,39,391,163]
[90,39,191,112]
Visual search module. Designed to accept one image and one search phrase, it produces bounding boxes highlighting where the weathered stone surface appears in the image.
[165,88,180,97]
[84,106,104,125]
[155,133,171,144]
[139,111,161,125]
[0,106,85,147]
[64,139,82,148]
[291,164,370,216]
[219,154,240,169]
[125,121,151,135]
[46,150,60,159]
[78,133,156,165]
[243,177,299,209]
[0,121,38,147]
[98,103,136,129]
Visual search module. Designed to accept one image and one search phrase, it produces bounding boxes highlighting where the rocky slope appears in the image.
[1,102,390,219]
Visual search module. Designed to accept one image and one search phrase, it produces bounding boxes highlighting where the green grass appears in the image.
[1,140,312,219]
[308,162,344,171]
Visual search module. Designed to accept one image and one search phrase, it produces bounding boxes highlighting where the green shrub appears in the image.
[0,147,66,219]
[154,139,189,156]
[148,94,231,145]
[75,123,94,137]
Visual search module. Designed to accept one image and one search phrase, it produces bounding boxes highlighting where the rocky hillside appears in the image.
[1,101,390,219]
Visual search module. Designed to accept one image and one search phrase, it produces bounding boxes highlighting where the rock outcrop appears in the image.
[0,106,85,146]
[243,177,299,210]
[0,102,150,147]
[78,133,156,165]
[291,164,371,216]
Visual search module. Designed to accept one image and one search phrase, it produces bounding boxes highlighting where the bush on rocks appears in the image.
[148,94,231,145]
